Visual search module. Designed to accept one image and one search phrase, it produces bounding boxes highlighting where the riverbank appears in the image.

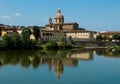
[85,46,108,49]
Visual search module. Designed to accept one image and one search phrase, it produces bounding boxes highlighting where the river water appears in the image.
[0,49,120,84]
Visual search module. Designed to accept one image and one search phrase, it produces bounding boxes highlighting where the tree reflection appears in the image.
[96,49,120,58]
[31,56,40,69]
[53,58,63,80]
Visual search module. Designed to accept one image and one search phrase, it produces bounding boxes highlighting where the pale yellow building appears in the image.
[17,29,22,35]
[65,30,94,41]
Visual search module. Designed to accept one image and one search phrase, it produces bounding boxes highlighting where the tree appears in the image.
[21,27,31,48]
[2,33,21,49]
[102,36,107,41]
[61,37,67,46]
[113,34,120,40]
[21,27,31,41]
[2,34,12,49]
[10,33,21,48]
[66,41,73,48]
[32,26,40,41]
[96,36,103,41]
[21,27,38,49]
[0,27,40,50]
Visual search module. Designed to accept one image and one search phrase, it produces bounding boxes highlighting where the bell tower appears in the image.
[49,17,52,24]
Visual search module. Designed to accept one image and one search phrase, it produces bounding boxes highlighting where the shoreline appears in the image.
[85,46,108,49]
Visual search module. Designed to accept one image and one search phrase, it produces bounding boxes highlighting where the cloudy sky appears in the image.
[0,0,120,31]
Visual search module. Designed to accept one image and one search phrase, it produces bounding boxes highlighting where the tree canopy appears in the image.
[113,34,120,40]
[32,26,40,41]
[96,36,103,41]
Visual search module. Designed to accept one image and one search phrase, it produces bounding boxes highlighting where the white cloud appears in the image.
[1,15,11,19]
[14,13,21,16]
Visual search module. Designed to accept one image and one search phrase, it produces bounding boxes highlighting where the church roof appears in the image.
[56,30,93,33]
[41,28,93,33]
[100,31,120,35]
[45,22,78,26]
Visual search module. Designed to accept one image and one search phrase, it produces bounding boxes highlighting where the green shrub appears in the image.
[46,40,59,49]
[59,37,73,49]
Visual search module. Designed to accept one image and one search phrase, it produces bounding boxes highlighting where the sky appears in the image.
[0,0,120,31]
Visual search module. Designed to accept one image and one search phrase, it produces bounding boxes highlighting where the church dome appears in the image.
[54,9,64,19]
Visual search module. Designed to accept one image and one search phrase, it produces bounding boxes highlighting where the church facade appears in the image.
[40,10,94,42]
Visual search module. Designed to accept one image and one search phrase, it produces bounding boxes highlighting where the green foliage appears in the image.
[32,56,40,68]
[66,41,73,48]
[21,27,31,42]
[61,37,67,47]
[46,40,59,49]
[96,36,103,41]
[113,34,120,40]
[107,38,112,41]
[36,43,43,49]
[21,27,37,49]
[32,26,40,41]
[102,36,107,41]
[97,34,120,42]
[96,48,120,57]
[2,33,21,49]
[72,45,85,51]
[2,34,11,49]
[113,46,120,51]
[0,27,42,50]
[26,40,36,49]
[60,37,73,49]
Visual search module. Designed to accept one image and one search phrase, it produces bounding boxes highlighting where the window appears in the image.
[55,19,57,23]
[59,19,61,23]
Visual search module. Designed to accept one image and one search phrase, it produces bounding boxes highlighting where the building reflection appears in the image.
[31,50,93,79]
[39,57,78,79]
[0,50,94,79]
[66,51,93,60]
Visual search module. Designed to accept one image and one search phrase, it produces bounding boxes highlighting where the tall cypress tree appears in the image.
[33,26,40,41]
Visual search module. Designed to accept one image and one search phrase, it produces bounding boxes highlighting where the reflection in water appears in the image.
[0,50,93,79]
[1,49,120,79]
[66,51,93,60]
[96,49,120,58]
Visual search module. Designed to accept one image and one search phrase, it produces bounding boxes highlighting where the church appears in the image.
[40,9,94,42]
[45,9,79,31]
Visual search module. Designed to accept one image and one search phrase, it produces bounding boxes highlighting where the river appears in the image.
[0,49,120,84]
